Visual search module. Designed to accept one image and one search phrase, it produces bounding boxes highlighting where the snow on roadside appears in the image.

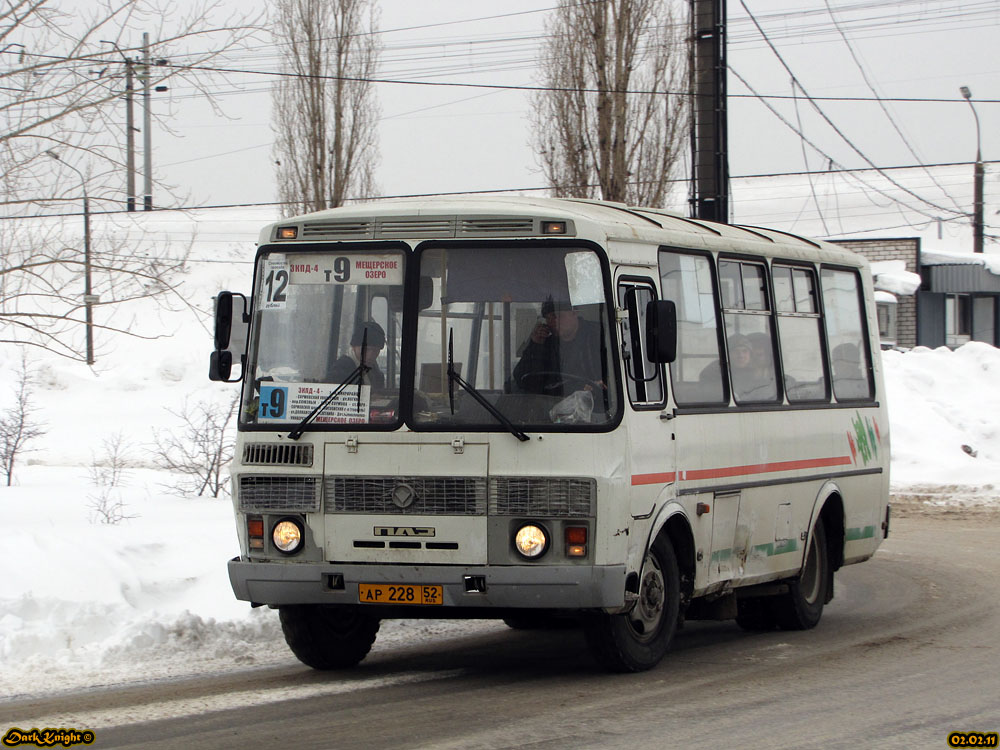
[883,342,1000,505]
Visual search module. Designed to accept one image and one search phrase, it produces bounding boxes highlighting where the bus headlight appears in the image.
[514,524,548,559]
[272,519,304,554]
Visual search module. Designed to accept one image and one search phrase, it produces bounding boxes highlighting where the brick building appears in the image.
[831,237,999,349]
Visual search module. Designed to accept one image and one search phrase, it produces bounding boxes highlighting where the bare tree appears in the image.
[0,351,46,486]
[0,213,195,361]
[271,0,381,215]
[2,1,259,212]
[151,393,239,498]
[531,0,689,207]
[88,430,137,524]
[1,0,258,360]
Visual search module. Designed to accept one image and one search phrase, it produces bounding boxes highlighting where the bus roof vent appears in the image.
[243,442,314,467]
[459,217,535,237]
[300,220,375,240]
[378,218,456,238]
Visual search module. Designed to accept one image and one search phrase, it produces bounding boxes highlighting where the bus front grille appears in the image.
[325,477,487,515]
[489,477,596,517]
[238,475,321,513]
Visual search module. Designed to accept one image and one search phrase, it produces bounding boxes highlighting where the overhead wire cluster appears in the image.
[6,0,996,241]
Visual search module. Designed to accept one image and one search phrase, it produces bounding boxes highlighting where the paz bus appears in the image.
[209,196,890,672]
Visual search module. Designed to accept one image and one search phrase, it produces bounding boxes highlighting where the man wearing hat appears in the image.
[512,297,605,397]
[327,320,386,389]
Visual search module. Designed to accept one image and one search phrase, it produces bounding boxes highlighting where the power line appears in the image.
[737,0,966,220]
[6,47,1000,105]
[822,0,965,215]
[9,159,995,221]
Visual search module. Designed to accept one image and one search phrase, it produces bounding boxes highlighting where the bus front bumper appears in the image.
[228,557,627,610]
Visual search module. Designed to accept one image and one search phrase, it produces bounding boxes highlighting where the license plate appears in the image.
[358,583,443,606]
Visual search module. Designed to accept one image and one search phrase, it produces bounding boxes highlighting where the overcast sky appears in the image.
[148,0,998,252]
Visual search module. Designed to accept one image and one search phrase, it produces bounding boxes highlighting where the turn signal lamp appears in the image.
[541,221,567,235]
[247,516,264,550]
[277,226,298,240]
[514,524,548,559]
[566,526,587,557]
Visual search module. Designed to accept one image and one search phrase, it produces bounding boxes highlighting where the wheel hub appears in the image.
[629,553,665,639]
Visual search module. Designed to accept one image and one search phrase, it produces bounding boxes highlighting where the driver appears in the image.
[327,320,386,389]
[512,298,605,397]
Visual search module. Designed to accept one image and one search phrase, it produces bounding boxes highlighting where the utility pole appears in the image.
[689,0,729,223]
[125,58,136,211]
[960,86,984,254]
[45,151,96,365]
[142,31,153,211]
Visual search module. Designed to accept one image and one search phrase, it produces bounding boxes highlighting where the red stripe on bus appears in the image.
[631,472,677,485]
[631,455,853,486]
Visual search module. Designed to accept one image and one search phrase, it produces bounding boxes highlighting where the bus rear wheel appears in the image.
[774,517,829,630]
[584,536,680,673]
[278,605,380,670]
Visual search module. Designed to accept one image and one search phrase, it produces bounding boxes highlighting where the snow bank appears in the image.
[883,343,1000,493]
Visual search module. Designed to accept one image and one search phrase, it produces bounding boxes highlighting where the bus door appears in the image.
[616,273,673,522]
[656,248,741,586]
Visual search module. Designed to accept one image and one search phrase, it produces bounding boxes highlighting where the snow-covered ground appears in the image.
[1,210,998,700]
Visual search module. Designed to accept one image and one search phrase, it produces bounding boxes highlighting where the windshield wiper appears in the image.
[447,329,529,442]
[287,331,370,441]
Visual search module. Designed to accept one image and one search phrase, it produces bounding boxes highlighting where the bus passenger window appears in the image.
[658,251,726,406]
[774,265,828,402]
[821,268,874,401]
[719,259,778,404]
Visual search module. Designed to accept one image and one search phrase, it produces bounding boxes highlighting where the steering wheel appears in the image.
[516,370,604,393]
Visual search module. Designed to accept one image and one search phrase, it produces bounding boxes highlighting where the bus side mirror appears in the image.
[209,291,249,382]
[646,299,677,364]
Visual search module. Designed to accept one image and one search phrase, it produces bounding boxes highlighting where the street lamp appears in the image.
[44,150,96,365]
[960,86,984,254]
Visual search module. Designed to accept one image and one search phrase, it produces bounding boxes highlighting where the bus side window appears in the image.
[821,267,875,401]
[719,259,779,404]
[658,250,727,406]
[774,264,829,402]
[617,280,665,407]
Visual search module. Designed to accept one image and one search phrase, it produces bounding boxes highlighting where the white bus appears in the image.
[210,196,890,672]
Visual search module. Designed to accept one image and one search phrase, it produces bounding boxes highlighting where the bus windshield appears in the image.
[242,248,406,428]
[412,245,620,429]
[240,243,620,431]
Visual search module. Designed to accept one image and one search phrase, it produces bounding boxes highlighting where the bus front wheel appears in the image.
[278,605,380,670]
[584,536,680,672]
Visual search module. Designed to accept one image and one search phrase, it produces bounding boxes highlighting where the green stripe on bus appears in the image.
[710,548,732,564]
[845,525,876,541]
[752,538,799,557]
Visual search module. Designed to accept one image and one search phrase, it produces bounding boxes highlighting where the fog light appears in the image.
[514,524,548,559]
[272,519,303,554]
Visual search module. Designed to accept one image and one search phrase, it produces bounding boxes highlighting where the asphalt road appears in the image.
[3,512,998,750]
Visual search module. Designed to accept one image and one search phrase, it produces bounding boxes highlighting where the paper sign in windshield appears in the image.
[286,254,403,285]
[258,383,371,424]
[260,256,289,310]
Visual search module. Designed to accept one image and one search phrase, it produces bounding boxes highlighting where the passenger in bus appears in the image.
[511,298,605,398]
[327,321,386,389]
[728,333,776,401]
